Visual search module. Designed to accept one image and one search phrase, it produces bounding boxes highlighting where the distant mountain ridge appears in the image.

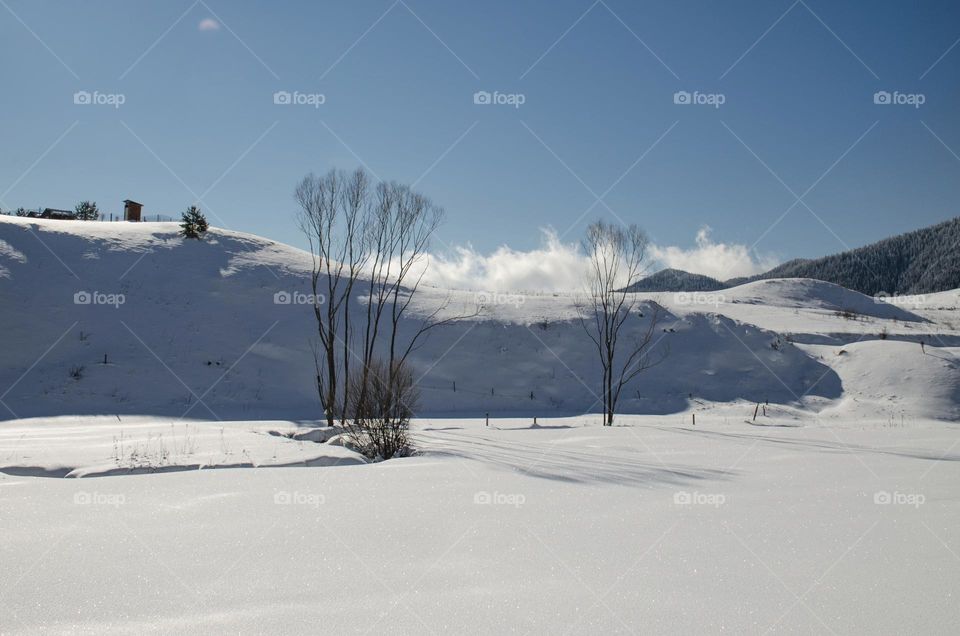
[629,217,960,295]
[627,268,726,292]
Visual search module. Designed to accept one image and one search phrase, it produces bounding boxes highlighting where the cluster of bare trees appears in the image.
[296,168,472,458]
[578,220,668,426]
[298,167,665,437]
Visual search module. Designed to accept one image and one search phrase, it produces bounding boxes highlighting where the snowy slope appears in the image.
[814,340,960,421]
[656,278,941,347]
[1,216,958,422]
[3,416,960,633]
[719,278,922,320]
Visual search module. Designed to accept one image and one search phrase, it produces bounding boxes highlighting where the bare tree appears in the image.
[577,220,667,426]
[296,168,370,427]
[355,181,477,424]
[297,169,478,445]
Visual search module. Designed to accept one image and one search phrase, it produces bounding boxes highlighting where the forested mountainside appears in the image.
[632,217,960,295]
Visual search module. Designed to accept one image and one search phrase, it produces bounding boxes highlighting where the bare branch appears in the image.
[576,220,666,425]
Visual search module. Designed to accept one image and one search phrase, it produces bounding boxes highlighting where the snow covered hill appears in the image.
[1,216,958,422]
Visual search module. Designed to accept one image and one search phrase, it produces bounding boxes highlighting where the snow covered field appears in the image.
[2,415,960,633]
[2,217,960,633]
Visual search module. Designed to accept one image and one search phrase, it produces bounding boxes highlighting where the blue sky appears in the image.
[1,0,959,282]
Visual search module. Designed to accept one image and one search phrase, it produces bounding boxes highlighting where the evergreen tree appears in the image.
[74,201,99,221]
[180,206,209,239]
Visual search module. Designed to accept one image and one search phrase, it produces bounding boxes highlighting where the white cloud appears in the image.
[649,226,777,280]
[422,228,587,293]
[420,226,778,292]
[198,18,220,31]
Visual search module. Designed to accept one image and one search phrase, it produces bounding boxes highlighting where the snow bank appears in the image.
[0,416,365,477]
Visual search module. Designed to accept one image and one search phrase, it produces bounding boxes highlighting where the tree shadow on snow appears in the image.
[412,431,733,487]
[661,426,960,463]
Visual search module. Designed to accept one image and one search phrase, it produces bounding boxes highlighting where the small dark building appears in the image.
[40,208,75,220]
[123,199,143,222]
